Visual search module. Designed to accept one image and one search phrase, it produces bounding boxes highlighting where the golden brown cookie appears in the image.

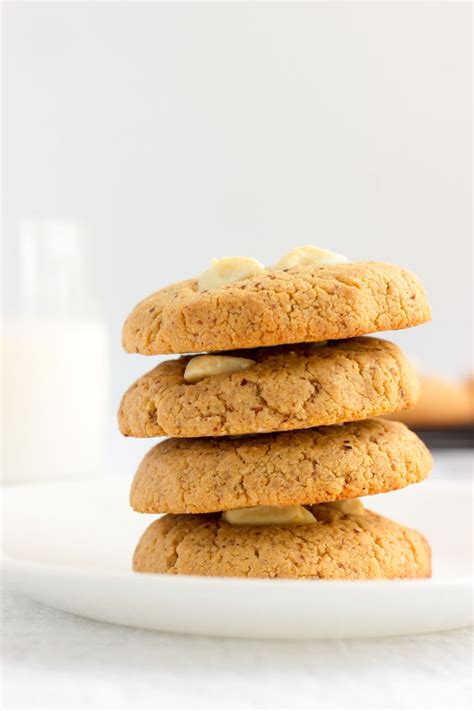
[133,507,431,580]
[131,419,432,513]
[122,262,431,355]
[118,337,420,438]
[388,375,474,428]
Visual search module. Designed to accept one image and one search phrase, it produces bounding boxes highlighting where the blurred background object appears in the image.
[2,1,472,478]
[391,374,473,430]
[2,220,109,482]
[389,374,474,449]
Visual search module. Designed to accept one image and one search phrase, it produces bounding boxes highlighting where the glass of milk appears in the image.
[2,220,109,483]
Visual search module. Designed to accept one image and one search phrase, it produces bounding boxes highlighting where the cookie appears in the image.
[389,375,474,429]
[131,419,432,513]
[118,337,420,438]
[132,508,431,579]
[122,262,431,355]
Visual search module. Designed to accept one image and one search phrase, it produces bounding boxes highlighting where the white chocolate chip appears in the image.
[198,256,265,290]
[308,499,364,523]
[222,505,316,527]
[275,245,348,269]
[184,354,255,383]
[320,499,365,516]
[305,341,328,349]
[325,499,364,515]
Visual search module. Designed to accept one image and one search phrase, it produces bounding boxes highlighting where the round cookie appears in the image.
[132,508,432,580]
[122,262,431,355]
[131,419,432,514]
[118,337,420,438]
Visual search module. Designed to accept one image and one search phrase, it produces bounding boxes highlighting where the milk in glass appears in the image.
[2,220,109,482]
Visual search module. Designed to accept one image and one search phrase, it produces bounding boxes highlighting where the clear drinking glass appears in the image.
[2,220,109,483]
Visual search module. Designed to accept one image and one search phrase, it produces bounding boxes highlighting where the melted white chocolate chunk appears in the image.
[322,499,364,515]
[310,499,365,519]
[222,505,316,527]
[275,245,348,269]
[184,354,255,383]
[305,341,328,349]
[198,256,265,290]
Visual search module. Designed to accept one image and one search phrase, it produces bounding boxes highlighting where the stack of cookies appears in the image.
[119,246,433,580]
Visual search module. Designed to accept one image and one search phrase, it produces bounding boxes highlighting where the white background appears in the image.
[4,1,472,404]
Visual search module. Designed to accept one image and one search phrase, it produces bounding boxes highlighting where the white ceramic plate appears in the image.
[2,478,472,639]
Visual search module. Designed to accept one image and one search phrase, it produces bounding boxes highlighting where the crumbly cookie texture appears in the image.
[132,509,432,580]
[122,261,431,355]
[130,420,432,513]
[118,337,420,438]
[130,419,432,513]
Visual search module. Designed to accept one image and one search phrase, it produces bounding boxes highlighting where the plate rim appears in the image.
[2,477,473,589]
[2,555,472,591]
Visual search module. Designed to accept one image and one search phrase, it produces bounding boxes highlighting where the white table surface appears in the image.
[2,451,473,710]
[2,588,472,711]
